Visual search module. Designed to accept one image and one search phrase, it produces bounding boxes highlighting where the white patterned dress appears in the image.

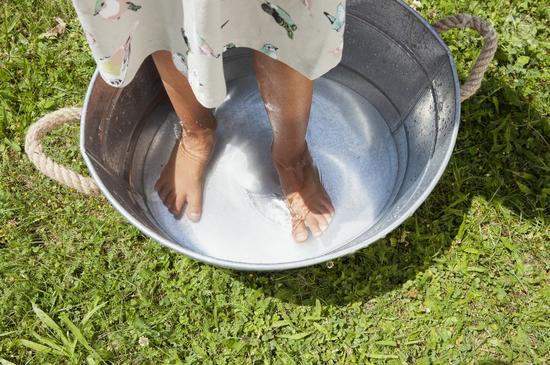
[72,0,346,108]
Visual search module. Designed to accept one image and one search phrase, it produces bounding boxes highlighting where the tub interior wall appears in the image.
[344,0,450,127]
[331,63,457,255]
[83,58,167,234]
[83,0,458,260]
[392,65,457,217]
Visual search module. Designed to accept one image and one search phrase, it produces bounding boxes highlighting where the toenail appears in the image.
[295,232,308,241]
[320,224,328,231]
[312,230,322,237]
[188,212,201,222]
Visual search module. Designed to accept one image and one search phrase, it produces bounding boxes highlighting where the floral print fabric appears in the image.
[72,0,346,107]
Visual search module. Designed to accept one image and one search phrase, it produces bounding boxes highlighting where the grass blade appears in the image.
[375,340,398,347]
[31,331,65,355]
[31,303,70,348]
[81,301,107,325]
[59,314,103,362]
[19,339,64,356]
[59,314,92,351]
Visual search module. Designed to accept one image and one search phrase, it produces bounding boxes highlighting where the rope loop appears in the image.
[24,107,100,195]
[433,13,498,102]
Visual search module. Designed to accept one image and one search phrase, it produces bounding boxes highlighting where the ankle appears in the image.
[180,116,215,138]
[180,114,217,134]
[271,143,310,170]
[181,127,215,148]
[178,128,215,162]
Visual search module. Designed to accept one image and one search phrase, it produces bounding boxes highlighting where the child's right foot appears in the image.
[274,145,335,242]
[155,124,216,221]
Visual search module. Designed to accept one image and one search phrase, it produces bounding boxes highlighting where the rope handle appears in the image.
[24,107,100,195]
[432,13,498,102]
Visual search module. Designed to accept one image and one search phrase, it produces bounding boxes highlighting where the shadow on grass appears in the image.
[233,75,548,306]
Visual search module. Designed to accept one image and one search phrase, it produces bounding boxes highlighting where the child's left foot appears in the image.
[274,145,335,242]
[155,125,215,221]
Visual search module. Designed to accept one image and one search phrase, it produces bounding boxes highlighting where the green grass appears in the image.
[0,0,549,363]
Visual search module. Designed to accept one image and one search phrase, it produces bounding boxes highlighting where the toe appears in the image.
[164,190,176,209]
[155,180,165,195]
[186,183,203,222]
[305,214,322,237]
[155,174,168,191]
[158,185,171,202]
[323,211,333,225]
[311,205,332,232]
[173,194,187,218]
[154,178,162,191]
[314,212,329,232]
[320,198,335,215]
[316,202,333,224]
[166,193,177,215]
[292,220,309,242]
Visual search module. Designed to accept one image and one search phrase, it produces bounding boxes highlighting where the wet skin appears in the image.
[152,50,335,242]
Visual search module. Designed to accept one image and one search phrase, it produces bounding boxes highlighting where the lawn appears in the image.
[0,0,549,363]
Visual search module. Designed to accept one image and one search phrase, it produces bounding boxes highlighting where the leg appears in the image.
[253,50,335,242]
[152,51,216,221]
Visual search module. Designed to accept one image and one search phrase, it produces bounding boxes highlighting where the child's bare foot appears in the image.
[155,125,215,221]
[274,145,335,242]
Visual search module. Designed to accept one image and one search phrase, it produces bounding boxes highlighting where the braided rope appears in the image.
[432,13,498,102]
[24,107,100,195]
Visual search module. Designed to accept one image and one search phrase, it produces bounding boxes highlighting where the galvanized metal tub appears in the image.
[81,0,461,270]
